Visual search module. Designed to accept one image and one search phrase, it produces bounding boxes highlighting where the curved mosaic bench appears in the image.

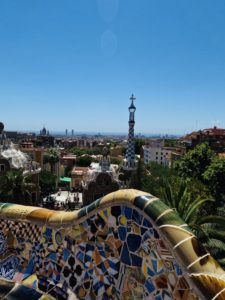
[0,189,225,300]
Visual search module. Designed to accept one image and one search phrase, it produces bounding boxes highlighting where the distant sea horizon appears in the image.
[8,129,182,138]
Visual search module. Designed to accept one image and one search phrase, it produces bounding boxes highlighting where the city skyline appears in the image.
[1,0,225,134]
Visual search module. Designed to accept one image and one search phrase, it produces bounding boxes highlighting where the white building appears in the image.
[143,145,172,166]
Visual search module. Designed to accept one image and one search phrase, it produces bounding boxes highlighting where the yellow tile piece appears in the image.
[22,274,37,285]
[78,287,86,298]
[119,215,127,226]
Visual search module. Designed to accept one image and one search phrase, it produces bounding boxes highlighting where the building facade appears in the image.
[185,126,225,153]
[143,145,172,166]
[82,147,120,206]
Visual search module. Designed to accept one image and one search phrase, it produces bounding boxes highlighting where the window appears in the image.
[156,152,158,155]
[156,157,158,160]
[0,164,5,172]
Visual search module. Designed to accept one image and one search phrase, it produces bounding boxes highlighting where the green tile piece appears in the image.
[87,198,101,214]
[134,195,151,210]
[156,210,186,227]
[144,199,169,222]
[78,207,87,218]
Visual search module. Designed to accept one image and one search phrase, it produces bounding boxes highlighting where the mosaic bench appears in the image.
[0,189,225,300]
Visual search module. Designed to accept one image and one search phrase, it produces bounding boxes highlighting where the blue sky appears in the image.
[1,0,225,135]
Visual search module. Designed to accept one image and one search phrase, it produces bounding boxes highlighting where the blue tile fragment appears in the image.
[124,207,132,219]
[141,227,148,235]
[132,209,143,225]
[118,226,127,241]
[173,261,183,276]
[143,218,152,228]
[144,278,155,293]
[127,234,141,252]
[130,253,142,267]
[120,242,131,265]
[76,251,85,263]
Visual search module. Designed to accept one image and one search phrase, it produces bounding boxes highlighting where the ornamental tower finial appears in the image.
[129,93,136,123]
[124,94,137,169]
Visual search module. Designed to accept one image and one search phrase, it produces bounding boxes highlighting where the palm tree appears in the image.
[0,169,34,205]
[162,180,213,225]
[44,149,59,174]
[195,210,225,269]
[161,180,225,269]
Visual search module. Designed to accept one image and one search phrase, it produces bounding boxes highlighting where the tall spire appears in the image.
[124,94,137,169]
[0,122,9,151]
[0,122,5,149]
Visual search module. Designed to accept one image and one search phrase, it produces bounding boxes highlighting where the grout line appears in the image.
[187,253,210,269]
[211,287,225,300]
[173,235,194,250]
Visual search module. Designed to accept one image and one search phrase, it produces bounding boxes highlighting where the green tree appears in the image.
[162,180,213,225]
[76,155,93,167]
[71,148,85,156]
[110,158,122,165]
[39,170,57,195]
[65,165,72,177]
[44,149,60,174]
[129,159,143,189]
[71,147,102,156]
[164,139,178,147]
[141,162,175,197]
[134,138,145,155]
[196,210,225,269]
[175,143,215,181]
[0,169,33,205]
[121,147,126,155]
[161,180,225,269]
[203,157,225,200]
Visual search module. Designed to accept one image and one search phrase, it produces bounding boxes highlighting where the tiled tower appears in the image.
[124,94,137,169]
[0,122,8,150]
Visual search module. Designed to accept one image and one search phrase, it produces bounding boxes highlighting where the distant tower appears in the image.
[40,125,47,136]
[0,122,9,150]
[0,122,5,147]
[65,129,68,136]
[100,146,110,172]
[124,94,137,169]
[72,129,74,136]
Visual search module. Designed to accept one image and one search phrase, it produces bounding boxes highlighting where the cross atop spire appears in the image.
[129,93,136,114]
[130,94,136,101]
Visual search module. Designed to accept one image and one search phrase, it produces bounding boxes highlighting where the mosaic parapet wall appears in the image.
[0,190,225,299]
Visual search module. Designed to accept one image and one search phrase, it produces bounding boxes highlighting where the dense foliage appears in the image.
[39,170,57,195]
[139,142,225,269]
[76,155,93,167]
[164,138,179,147]
[134,138,145,155]
[0,169,33,205]
[71,147,102,156]
[203,157,225,200]
[175,143,225,201]
[44,149,60,173]
[175,143,215,181]
[110,157,122,165]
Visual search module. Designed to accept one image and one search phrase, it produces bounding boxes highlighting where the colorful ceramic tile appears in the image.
[0,190,224,299]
